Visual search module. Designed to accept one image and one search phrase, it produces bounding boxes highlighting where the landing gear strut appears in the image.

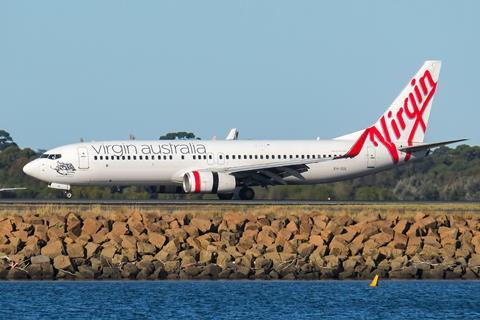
[239,187,255,200]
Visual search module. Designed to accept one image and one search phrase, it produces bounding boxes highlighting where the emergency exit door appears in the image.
[367,147,376,168]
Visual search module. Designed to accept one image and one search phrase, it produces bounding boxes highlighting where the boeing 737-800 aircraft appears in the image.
[23,61,465,200]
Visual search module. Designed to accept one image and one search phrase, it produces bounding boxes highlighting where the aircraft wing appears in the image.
[398,139,468,153]
[212,158,333,186]
[0,187,27,192]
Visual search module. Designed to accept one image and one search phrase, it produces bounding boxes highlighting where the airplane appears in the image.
[23,61,466,200]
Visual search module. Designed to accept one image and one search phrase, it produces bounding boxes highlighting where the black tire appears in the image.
[239,187,255,200]
[64,191,73,199]
[218,193,234,200]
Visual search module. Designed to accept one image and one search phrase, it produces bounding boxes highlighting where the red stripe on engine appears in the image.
[193,171,201,193]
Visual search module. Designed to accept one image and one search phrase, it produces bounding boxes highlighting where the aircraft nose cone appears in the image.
[23,161,36,177]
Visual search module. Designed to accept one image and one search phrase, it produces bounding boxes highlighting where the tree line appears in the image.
[1,130,478,200]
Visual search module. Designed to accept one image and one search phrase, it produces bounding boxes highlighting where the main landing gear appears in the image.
[217,187,255,200]
[239,187,255,200]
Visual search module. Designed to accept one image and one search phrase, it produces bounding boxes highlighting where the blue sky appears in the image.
[1,1,478,149]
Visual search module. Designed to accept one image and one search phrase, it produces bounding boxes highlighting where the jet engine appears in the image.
[183,171,236,193]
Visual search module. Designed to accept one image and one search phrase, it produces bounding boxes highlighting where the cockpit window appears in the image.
[42,154,62,160]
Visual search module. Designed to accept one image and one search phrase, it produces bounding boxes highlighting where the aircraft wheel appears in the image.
[64,191,73,199]
[217,193,234,200]
[239,187,255,200]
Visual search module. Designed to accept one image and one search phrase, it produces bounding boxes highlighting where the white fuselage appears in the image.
[22,139,425,189]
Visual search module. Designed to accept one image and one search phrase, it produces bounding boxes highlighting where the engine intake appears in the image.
[183,171,236,193]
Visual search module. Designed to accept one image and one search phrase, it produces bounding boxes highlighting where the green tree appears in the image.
[0,130,17,151]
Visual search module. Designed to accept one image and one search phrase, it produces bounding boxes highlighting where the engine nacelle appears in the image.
[183,171,236,193]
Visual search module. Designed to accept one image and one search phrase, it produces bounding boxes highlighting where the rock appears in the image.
[216,251,232,269]
[297,243,315,257]
[275,229,293,245]
[256,230,275,246]
[82,218,102,236]
[163,260,180,273]
[370,232,393,246]
[223,213,246,232]
[41,240,64,258]
[77,265,97,279]
[120,235,137,250]
[111,221,128,236]
[309,234,324,246]
[148,232,167,250]
[91,228,108,244]
[66,213,82,237]
[101,245,118,259]
[137,241,156,255]
[85,242,99,258]
[30,255,51,264]
[102,267,121,279]
[201,264,222,278]
[199,250,214,264]
[53,255,72,271]
[189,218,212,233]
[66,242,85,258]
[393,220,410,234]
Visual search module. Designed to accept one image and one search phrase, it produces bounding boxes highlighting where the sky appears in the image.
[1,0,479,150]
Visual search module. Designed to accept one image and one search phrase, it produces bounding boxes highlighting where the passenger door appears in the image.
[78,147,89,169]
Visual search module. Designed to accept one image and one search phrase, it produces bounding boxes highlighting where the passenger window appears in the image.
[226,155,229,160]
[296,155,299,159]
[209,155,213,160]
[133,155,136,160]
[193,155,196,160]
[254,155,258,159]
[203,155,207,160]
[169,155,172,160]
[219,155,223,159]
[260,155,263,159]
[106,156,109,160]
[164,155,168,160]
[266,155,269,159]
[139,156,143,160]
[232,155,236,160]
[307,155,310,159]
[283,155,287,159]
[181,155,185,160]
[146,155,149,160]
[289,155,293,159]
[122,156,126,160]
[272,155,275,159]
[301,155,305,159]
[127,156,131,160]
[100,156,103,160]
[249,155,252,159]
[94,156,98,160]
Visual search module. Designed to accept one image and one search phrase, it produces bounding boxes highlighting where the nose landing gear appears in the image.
[63,190,73,199]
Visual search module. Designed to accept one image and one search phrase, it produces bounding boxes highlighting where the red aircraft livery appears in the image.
[345,67,438,163]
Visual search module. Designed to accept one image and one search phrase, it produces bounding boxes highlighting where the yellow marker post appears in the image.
[369,274,379,287]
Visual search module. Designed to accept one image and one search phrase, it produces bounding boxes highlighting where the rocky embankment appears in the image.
[0,208,479,280]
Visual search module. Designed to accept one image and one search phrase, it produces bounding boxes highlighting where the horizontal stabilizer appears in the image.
[398,139,468,153]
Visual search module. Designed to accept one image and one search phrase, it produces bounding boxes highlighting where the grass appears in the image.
[0,202,479,220]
